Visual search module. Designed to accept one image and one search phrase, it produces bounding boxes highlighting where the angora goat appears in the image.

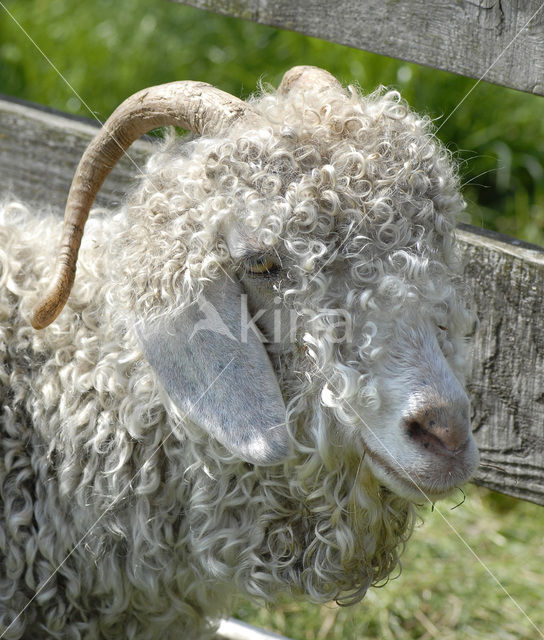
[0,66,478,639]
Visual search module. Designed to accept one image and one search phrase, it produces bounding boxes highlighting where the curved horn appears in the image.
[32,81,262,330]
[278,65,345,96]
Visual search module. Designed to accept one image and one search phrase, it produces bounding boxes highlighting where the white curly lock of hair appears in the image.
[0,67,477,639]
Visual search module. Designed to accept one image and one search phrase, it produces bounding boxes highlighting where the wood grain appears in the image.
[1,97,543,504]
[172,0,544,96]
[0,95,153,213]
[458,225,544,505]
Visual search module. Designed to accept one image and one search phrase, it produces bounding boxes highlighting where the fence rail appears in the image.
[1,93,543,506]
[172,0,544,96]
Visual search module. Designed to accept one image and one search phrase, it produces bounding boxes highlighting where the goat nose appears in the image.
[403,401,470,454]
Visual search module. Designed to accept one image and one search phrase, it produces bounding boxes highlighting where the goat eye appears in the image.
[245,256,281,277]
[437,325,448,332]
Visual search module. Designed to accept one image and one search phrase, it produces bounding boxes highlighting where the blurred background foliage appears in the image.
[1,0,543,244]
[1,2,543,638]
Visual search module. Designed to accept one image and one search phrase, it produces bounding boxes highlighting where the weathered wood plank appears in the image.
[458,226,544,505]
[0,95,153,213]
[172,0,544,96]
[1,98,543,505]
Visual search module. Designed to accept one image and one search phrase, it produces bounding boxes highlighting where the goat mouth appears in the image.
[363,444,472,502]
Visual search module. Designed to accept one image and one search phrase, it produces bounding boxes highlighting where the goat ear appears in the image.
[134,276,289,465]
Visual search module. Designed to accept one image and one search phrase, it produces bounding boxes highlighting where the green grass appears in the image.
[1,0,543,245]
[235,486,544,639]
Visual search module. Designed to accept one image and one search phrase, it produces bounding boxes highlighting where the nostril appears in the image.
[405,420,427,445]
[403,413,468,454]
[404,419,435,450]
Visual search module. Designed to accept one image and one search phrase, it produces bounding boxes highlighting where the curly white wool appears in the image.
[1,79,472,639]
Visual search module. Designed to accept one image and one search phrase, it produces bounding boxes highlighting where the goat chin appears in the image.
[364,438,480,503]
